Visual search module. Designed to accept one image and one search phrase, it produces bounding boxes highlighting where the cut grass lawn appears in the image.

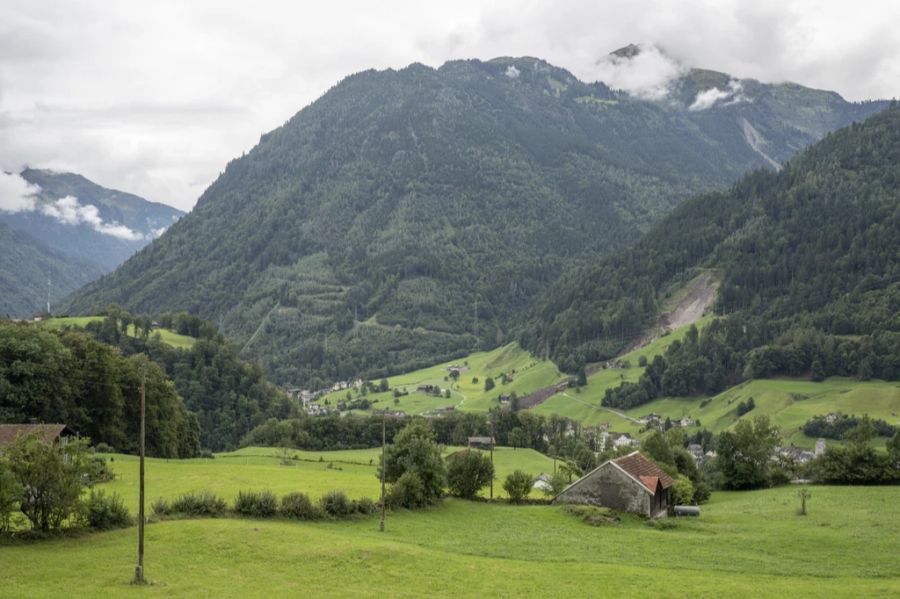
[100,446,558,508]
[2,485,898,597]
[320,342,566,416]
[42,316,196,349]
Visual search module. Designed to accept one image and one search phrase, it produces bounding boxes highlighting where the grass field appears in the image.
[1,485,897,597]
[42,316,196,349]
[98,446,557,508]
[623,378,900,448]
[320,342,566,416]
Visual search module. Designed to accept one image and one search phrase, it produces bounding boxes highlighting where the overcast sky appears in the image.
[2,0,898,211]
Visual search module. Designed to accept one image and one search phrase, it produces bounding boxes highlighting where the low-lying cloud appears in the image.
[594,44,687,100]
[0,171,145,240]
[689,79,748,111]
[0,170,39,212]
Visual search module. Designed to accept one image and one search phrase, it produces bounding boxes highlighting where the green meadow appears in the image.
[1,480,897,597]
[42,316,196,349]
[320,342,566,415]
[100,446,558,507]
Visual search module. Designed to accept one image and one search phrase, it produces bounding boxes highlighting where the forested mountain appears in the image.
[64,51,887,386]
[0,221,104,317]
[523,103,900,406]
[1,169,183,271]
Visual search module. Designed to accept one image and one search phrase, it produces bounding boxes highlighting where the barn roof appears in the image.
[0,424,74,447]
[613,452,675,491]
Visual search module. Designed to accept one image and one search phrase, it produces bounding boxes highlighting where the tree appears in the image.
[503,470,533,503]
[810,358,826,382]
[715,416,780,490]
[379,420,445,507]
[508,427,528,450]
[379,379,390,392]
[5,435,90,531]
[446,450,494,499]
[797,488,811,515]
[642,431,674,468]
[0,457,22,533]
[484,377,495,392]
[672,474,695,505]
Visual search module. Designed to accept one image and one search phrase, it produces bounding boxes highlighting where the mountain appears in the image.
[524,103,900,385]
[1,168,184,271]
[0,221,104,317]
[64,53,889,386]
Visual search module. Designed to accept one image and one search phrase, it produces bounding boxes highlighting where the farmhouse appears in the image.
[0,423,76,448]
[553,451,674,518]
[467,436,495,450]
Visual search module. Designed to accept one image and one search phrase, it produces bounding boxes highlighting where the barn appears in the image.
[552,451,674,518]
[0,423,76,449]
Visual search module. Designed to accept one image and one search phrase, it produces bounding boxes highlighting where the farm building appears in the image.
[0,423,76,448]
[467,436,495,450]
[553,451,674,518]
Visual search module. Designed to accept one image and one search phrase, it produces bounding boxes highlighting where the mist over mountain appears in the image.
[0,168,184,272]
[63,52,888,386]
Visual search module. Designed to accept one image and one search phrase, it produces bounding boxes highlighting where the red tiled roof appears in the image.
[0,424,73,447]
[613,451,675,491]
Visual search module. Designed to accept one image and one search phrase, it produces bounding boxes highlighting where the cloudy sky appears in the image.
[2,0,898,211]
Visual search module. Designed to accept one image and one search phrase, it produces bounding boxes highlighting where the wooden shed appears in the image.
[0,423,76,448]
[552,451,674,518]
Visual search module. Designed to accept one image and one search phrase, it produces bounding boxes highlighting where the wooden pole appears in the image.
[379,411,386,532]
[134,362,146,584]
[489,416,494,499]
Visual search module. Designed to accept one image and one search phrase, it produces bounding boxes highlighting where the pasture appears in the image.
[42,316,196,349]
[1,481,897,597]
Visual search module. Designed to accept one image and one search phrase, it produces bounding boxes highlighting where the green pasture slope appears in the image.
[2,485,898,597]
[100,446,557,507]
[320,342,566,415]
[624,378,900,448]
[42,316,196,349]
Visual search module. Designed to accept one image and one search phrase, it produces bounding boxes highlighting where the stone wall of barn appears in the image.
[553,463,650,516]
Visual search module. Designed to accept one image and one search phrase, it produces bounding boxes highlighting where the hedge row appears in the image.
[152,489,378,521]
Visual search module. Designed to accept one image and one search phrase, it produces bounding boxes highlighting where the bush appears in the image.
[355,496,378,515]
[692,481,712,504]
[84,489,131,530]
[280,492,321,520]
[0,458,23,533]
[672,475,694,505]
[84,456,115,485]
[446,450,494,499]
[234,490,278,518]
[157,491,227,516]
[93,443,114,454]
[503,470,533,503]
[387,471,427,509]
[319,490,354,518]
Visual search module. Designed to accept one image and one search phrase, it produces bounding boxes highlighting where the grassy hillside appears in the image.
[623,378,900,448]
[42,316,196,349]
[2,485,898,597]
[320,342,566,415]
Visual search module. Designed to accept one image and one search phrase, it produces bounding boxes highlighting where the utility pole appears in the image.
[134,362,146,584]
[379,410,386,532]
[489,415,494,499]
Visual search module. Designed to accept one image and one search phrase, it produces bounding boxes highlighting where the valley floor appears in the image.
[1,486,898,598]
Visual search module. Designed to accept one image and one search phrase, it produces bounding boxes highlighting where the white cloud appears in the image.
[0,170,38,212]
[594,44,687,100]
[689,80,748,111]
[39,195,144,240]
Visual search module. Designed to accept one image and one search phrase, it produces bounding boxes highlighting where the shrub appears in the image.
[355,497,378,515]
[503,470,533,503]
[0,458,22,533]
[692,481,712,504]
[151,498,170,516]
[84,489,131,530]
[672,475,694,505]
[234,490,278,518]
[319,490,354,518]
[93,442,114,454]
[387,471,427,509]
[446,450,494,499]
[160,491,227,516]
[84,456,115,485]
[280,492,320,520]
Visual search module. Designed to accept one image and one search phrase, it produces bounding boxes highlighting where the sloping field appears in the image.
[42,316,196,349]
[2,486,898,597]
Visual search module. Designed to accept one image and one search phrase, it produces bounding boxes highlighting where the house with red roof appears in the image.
[552,451,674,518]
